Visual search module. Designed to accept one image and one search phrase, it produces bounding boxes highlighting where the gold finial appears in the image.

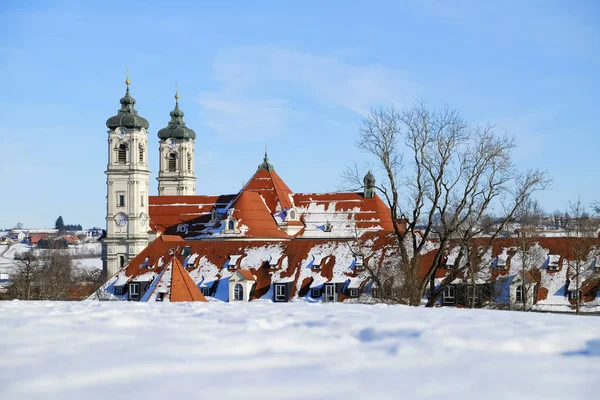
[175,82,179,100]
[125,68,130,86]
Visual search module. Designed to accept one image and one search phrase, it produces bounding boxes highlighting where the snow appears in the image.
[74,258,102,271]
[0,302,597,400]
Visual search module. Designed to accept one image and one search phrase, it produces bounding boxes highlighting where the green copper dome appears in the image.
[157,95,196,141]
[257,151,274,172]
[106,86,150,130]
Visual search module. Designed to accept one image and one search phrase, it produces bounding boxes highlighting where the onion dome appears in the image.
[257,150,274,172]
[157,91,196,140]
[106,78,150,130]
[364,170,375,185]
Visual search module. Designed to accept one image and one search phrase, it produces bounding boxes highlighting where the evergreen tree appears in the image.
[55,216,65,232]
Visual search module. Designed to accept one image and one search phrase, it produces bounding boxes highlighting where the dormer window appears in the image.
[268,257,278,269]
[227,254,242,269]
[494,255,508,270]
[223,216,239,234]
[442,255,456,269]
[323,222,333,232]
[355,256,365,270]
[180,246,192,257]
[286,207,299,221]
[548,255,560,271]
[594,256,600,271]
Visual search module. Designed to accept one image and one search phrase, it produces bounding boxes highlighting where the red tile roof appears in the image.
[229,191,289,239]
[243,169,293,212]
[169,257,207,302]
[148,195,235,233]
[30,233,49,244]
[237,269,256,281]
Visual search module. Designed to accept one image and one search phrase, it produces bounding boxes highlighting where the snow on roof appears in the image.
[239,245,284,269]
[548,254,561,264]
[113,274,130,286]
[132,272,157,282]
[496,252,509,265]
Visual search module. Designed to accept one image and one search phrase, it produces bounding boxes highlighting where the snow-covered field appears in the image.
[0,302,597,400]
[0,242,101,275]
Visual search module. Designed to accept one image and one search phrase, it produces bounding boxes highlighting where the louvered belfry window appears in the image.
[168,153,177,172]
[118,144,127,164]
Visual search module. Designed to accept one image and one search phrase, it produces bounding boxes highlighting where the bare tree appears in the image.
[6,250,39,300]
[513,198,544,310]
[5,249,77,300]
[564,198,599,315]
[347,102,550,306]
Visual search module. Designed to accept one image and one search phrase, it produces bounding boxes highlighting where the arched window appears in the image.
[515,285,524,303]
[139,144,144,164]
[118,144,127,164]
[228,220,235,230]
[187,154,192,171]
[168,153,177,172]
[234,283,243,301]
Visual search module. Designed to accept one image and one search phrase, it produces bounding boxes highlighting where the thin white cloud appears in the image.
[197,46,421,141]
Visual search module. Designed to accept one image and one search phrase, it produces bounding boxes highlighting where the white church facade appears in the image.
[102,78,197,277]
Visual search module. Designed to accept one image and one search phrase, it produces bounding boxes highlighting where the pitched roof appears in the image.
[169,257,207,302]
[30,233,49,244]
[148,194,236,233]
[231,269,256,281]
[243,168,293,212]
[229,191,289,239]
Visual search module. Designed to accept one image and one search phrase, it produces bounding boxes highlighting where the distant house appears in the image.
[29,233,49,247]
[61,235,80,246]
[8,230,26,241]
[0,237,14,245]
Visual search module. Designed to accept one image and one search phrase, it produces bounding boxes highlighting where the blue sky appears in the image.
[0,0,598,229]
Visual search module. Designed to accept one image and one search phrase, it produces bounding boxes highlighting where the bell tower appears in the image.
[157,88,197,196]
[102,77,150,277]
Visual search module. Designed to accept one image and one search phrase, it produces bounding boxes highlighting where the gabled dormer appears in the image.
[225,254,243,269]
[277,206,304,236]
[228,270,256,302]
[223,210,240,234]
[547,254,561,271]
[493,253,509,270]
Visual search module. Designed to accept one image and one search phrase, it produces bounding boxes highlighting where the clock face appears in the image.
[115,213,128,227]
[118,128,126,138]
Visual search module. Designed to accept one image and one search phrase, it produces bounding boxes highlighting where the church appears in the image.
[97,79,600,310]
[98,78,397,302]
